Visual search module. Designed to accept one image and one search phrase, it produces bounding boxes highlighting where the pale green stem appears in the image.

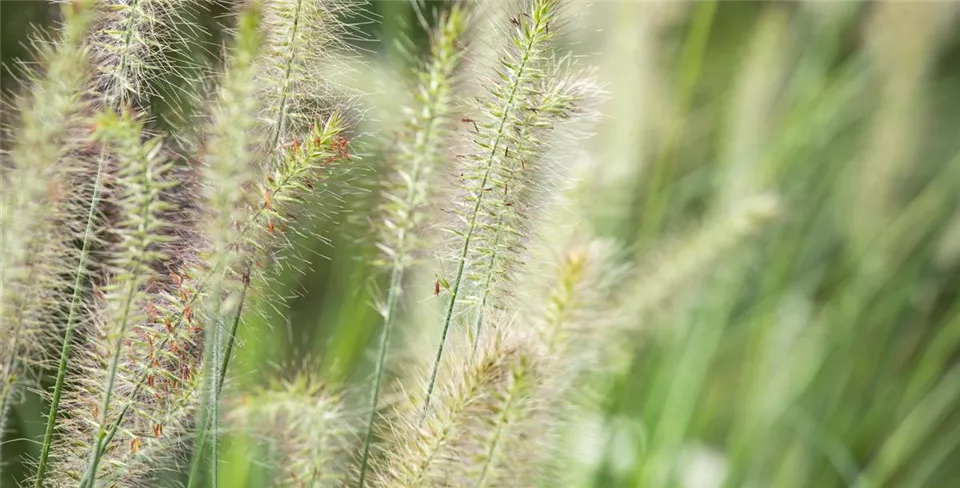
[471,219,504,359]
[186,275,248,488]
[187,283,224,488]
[218,277,249,392]
[82,261,146,487]
[356,263,404,487]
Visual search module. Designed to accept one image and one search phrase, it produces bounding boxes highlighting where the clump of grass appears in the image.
[8,2,958,488]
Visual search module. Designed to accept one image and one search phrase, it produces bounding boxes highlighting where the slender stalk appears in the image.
[186,285,222,488]
[419,3,548,421]
[34,156,105,488]
[83,283,140,486]
[219,278,250,392]
[470,219,504,359]
[267,0,304,151]
[186,278,248,488]
[356,263,403,486]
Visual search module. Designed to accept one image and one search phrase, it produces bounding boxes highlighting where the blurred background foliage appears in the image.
[4,1,960,487]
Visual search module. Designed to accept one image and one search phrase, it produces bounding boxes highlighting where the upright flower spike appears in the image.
[463,63,600,353]
[377,329,534,488]
[357,6,468,485]
[228,371,353,487]
[47,108,177,488]
[0,0,94,470]
[421,0,598,417]
[258,0,361,151]
[89,0,200,107]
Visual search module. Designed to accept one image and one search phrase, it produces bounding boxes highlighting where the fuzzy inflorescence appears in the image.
[0,3,95,444]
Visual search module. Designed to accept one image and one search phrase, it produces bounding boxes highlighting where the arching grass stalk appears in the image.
[420,0,558,422]
[356,6,467,485]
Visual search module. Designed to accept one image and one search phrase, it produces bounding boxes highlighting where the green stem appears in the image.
[471,221,504,359]
[418,7,544,422]
[186,283,223,488]
[34,154,105,488]
[218,277,249,392]
[81,259,145,487]
[356,263,404,487]
[186,277,249,488]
